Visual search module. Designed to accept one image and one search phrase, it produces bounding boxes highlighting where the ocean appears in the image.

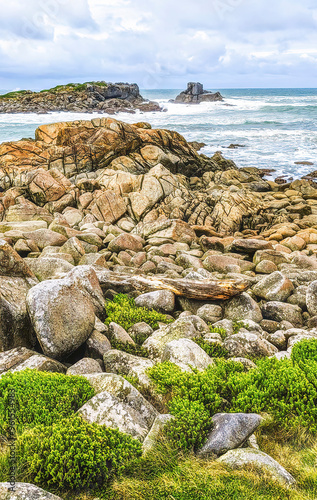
[0,88,316,180]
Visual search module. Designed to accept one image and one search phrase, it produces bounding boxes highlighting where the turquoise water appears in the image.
[0,88,316,179]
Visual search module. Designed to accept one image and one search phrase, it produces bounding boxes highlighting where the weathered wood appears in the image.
[94,268,249,300]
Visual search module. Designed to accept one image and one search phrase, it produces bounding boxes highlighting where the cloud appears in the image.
[0,0,316,89]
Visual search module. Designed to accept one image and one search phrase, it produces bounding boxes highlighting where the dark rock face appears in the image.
[0,81,161,115]
[173,82,223,104]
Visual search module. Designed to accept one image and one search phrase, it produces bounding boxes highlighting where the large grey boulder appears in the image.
[0,482,63,499]
[26,268,102,360]
[197,413,263,457]
[224,332,278,358]
[261,301,303,327]
[224,293,262,323]
[78,374,158,441]
[162,338,214,371]
[218,448,295,486]
[253,272,294,302]
[135,290,175,313]
[143,315,209,359]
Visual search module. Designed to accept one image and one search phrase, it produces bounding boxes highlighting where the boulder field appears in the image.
[2,116,317,496]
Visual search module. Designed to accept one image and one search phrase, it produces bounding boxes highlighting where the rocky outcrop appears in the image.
[173,82,223,104]
[0,82,161,114]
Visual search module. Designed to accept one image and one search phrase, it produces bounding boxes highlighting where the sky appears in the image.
[0,0,317,90]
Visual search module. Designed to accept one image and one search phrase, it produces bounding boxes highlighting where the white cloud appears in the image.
[0,0,316,89]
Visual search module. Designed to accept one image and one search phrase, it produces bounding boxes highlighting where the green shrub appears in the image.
[193,337,228,358]
[230,358,317,432]
[148,360,244,450]
[105,294,173,331]
[291,339,317,365]
[167,398,211,450]
[0,369,94,435]
[18,416,142,490]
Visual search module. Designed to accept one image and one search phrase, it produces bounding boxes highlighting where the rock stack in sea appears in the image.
[2,116,317,497]
[0,81,161,114]
[173,82,223,103]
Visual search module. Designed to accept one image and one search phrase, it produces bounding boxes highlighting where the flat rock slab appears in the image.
[197,413,262,457]
[218,448,296,486]
[0,482,63,499]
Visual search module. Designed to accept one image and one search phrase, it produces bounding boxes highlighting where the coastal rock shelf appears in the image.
[0,81,161,114]
[1,115,317,498]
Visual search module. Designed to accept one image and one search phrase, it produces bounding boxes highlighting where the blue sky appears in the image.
[0,0,317,90]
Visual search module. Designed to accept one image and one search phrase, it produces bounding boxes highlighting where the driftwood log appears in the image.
[94,268,249,301]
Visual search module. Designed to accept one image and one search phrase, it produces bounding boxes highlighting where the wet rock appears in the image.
[197,413,262,457]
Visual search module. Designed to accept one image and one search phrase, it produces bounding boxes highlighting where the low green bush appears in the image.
[105,294,173,331]
[148,360,244,450]
[230,357,317,433]
[0,369,94,435]
[193,337,229,358]
[291,338,317,365]
[18,416,142,490]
